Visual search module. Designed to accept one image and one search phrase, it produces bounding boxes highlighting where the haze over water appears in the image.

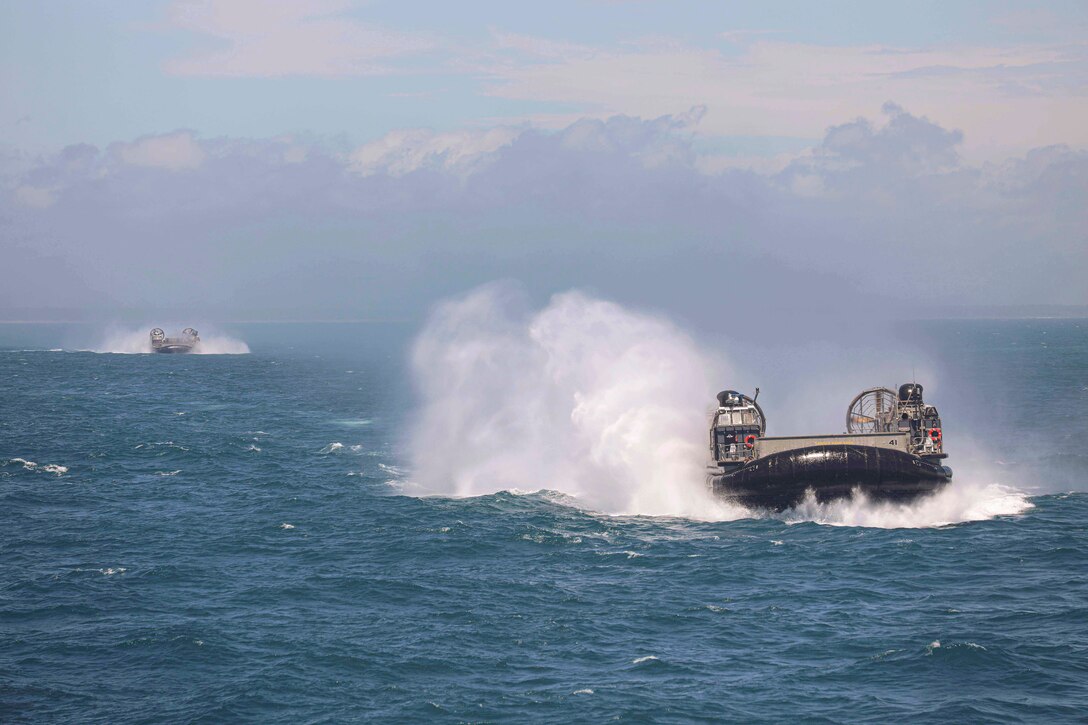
[2,309,1085,722]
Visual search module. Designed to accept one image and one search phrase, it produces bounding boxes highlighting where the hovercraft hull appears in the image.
[710,444,951,510]
[154,344,194,354]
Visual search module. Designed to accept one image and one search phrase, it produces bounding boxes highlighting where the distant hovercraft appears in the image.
[707,384,952,510]
[150,328,200,354]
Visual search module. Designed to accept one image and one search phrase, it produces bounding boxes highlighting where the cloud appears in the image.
[116,131,207,171]
[163,0,436,77]
[719,29,785,44]
[776,103,966,194]
[149,6,1088,159]
[348,127,520,177]
[481,34,1088,159]
[1,106,1085,321]
[489,30,600,62]
[13,185,57,209]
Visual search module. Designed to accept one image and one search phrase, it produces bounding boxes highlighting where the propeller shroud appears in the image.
[846,387,897,434]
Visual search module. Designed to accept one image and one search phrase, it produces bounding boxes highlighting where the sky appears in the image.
[1,0,1086,324]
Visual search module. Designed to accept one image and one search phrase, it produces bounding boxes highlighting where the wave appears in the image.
[7,457,67,475]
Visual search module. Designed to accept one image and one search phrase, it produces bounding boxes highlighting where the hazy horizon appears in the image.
[3,302,1088,326]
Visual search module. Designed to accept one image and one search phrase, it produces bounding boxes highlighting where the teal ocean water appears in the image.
[2,317,1086,723]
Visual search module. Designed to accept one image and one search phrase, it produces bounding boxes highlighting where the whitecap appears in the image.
[10,458,67,475]
[572,689,594,695]
[280,523,295,530]
[319,442,344,454]
[632,655,659,664]
[141,441,189,452]
[156,470,181,476]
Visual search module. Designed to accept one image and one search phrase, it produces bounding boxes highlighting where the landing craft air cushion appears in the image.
[150,328,200,353]
[707,384,952,509]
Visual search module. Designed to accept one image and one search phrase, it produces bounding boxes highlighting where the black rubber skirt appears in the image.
[709,445,952,510]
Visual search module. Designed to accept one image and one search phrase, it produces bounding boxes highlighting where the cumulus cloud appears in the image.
[822,103,963,173]
[348,127,520,177]
[116,131,207,171]
[13,185,57,209]
[1,106,1085,321]
[776,103,968,198]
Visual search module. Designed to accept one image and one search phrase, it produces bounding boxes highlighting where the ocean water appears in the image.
[2,315,1086,723]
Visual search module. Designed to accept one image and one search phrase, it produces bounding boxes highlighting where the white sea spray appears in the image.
[779,480,1032,529]
[408,283,743,519]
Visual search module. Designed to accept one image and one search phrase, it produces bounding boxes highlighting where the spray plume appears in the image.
[409,283,740,519]
[408,284,1033,528]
